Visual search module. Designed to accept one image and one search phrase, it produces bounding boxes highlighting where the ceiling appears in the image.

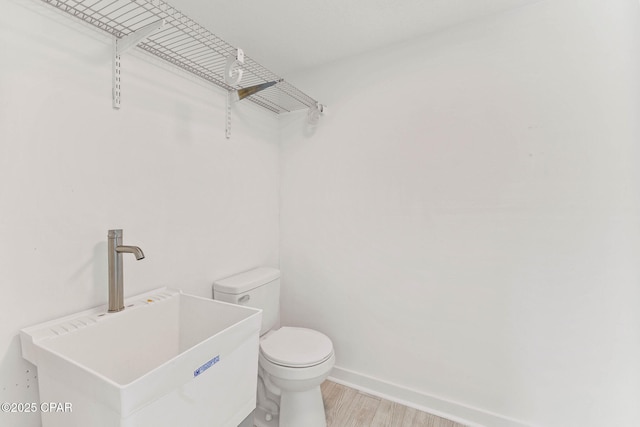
[167,0,541,77]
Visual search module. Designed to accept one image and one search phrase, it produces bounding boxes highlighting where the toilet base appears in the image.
[279,386,326,427]
[252,386,326,427]
[253,406,279,427]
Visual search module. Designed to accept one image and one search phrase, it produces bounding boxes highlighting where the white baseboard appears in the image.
[328,366,531,427]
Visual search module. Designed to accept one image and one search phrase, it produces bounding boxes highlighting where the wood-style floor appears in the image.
[321,381,467,427]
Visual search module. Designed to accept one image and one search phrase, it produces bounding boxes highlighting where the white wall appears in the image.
[0,2,279,426]
[280,0,640,426]
[4,1,640,426]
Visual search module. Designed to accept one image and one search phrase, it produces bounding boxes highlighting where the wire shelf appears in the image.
[40,0,319,114]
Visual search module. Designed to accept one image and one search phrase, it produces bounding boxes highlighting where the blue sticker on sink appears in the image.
[194,355,220,378]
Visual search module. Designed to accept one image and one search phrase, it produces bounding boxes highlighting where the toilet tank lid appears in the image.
[213,267,280,294]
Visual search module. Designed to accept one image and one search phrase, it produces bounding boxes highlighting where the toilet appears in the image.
[213,267,335,427]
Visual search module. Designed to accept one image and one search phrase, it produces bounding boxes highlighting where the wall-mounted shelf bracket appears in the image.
[112,19,165,109]
[225,80,283,139]
[226,91,233,139]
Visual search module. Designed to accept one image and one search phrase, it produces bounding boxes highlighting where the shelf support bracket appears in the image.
[224,80,282,139]
[226,91,232,139]
[112,19,165,109]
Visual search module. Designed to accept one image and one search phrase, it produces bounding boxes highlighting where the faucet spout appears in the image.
[108,230,145,313]
[115,245,145,260]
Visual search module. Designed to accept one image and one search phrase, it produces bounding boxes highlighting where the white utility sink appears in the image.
[20,288,262,427]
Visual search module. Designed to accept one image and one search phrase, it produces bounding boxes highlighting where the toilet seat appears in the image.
[260,327,333,368]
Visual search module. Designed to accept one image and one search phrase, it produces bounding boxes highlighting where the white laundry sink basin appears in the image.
[20,288,262,427]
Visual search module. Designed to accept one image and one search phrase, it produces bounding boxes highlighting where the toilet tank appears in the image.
[213,267,280,336]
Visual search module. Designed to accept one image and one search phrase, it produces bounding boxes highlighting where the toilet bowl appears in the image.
[257,327,334,427]
[213,268,334,427]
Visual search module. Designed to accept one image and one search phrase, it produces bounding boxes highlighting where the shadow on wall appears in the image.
[66,242,108,303]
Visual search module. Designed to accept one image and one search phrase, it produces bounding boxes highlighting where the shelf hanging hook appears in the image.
[225,48,244,86]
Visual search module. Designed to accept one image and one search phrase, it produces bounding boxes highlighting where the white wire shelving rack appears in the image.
[38,0,320,120]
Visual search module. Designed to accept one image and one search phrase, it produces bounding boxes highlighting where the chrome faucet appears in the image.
[107,229,145,312]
